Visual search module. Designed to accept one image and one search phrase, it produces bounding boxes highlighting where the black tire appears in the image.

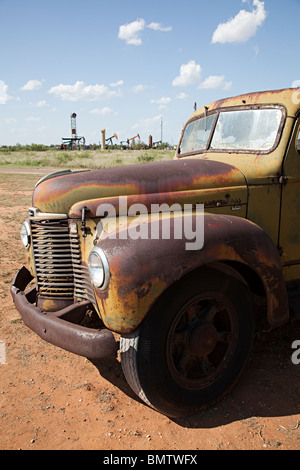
[120,268,255,418]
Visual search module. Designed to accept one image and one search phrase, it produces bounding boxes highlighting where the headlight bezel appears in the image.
[88,246,110,290]
[20,220,31,249]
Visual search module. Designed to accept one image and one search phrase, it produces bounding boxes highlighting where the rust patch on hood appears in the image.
[32,159,247,215]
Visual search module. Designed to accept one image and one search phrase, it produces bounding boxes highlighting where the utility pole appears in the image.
[160,116,163,143]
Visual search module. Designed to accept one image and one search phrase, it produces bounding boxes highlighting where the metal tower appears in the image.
[61,112,85,150]
[71,113,77,138]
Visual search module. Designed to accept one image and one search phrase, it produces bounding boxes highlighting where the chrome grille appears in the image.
[31,219,95,303]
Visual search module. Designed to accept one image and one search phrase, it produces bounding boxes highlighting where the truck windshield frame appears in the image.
[178,105,286,157]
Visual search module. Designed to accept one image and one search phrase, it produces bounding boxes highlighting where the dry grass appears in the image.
[0,148,174,169]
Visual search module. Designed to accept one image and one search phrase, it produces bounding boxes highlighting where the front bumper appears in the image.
[10,266,118,359]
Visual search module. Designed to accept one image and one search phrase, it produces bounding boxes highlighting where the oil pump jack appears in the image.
[105,133,118,147]
[120,133,140,149]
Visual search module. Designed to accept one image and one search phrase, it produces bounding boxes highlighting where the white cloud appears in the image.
[110,80,124,87]
[151,96,171,110]
[292,80,300,88]
[90,107,117,116]
[21,79,43,91]
[118,19,145,46]
[176,92,188,99]
[48,81,118,102]
[172,60,202,87]
[147,22,172,32]
[211,0,267,44]
[118,18,172,45]
[132,84,148,93]
[0,81,12,104]
[198,75,232,90]
[25,116,41,122]
[151,97,171,105]
[36,100,48,107]
[4,117,17,124]
[132,114,162,133]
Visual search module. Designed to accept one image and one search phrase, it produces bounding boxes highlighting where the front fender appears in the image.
[94,213,288,333]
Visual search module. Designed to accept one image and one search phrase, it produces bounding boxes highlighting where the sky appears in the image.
[0,0,299,147]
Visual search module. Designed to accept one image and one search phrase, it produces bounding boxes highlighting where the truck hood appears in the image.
[32,159,248,216]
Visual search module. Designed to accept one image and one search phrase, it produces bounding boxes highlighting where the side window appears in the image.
[297,128,300,154]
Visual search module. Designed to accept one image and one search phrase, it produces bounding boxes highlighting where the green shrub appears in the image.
[55,152,73,164]
[18,157,50,167]
[137,153,155,163]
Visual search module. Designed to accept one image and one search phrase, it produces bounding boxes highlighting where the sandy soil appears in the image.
[0,169,300,451]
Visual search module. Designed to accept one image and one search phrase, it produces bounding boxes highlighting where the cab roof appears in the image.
[192,88,300,119]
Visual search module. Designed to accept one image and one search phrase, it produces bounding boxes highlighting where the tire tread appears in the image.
[120,332,154,409]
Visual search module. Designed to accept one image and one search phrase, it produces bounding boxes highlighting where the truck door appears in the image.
[279,116,300,281]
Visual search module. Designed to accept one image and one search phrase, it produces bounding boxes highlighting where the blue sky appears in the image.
[0,0,299,146]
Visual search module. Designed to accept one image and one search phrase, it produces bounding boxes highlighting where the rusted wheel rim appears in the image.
[166,292,239,390]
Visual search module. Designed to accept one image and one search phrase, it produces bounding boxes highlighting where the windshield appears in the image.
[179,107,283,155]
[179,114,216,154]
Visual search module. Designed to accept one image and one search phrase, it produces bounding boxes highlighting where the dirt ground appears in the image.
[1,168,300,451]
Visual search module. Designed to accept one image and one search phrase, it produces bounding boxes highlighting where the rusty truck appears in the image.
[11,88,300,417]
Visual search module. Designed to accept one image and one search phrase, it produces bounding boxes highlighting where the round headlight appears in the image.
[20,221,31,249]
[88,247,110,289]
